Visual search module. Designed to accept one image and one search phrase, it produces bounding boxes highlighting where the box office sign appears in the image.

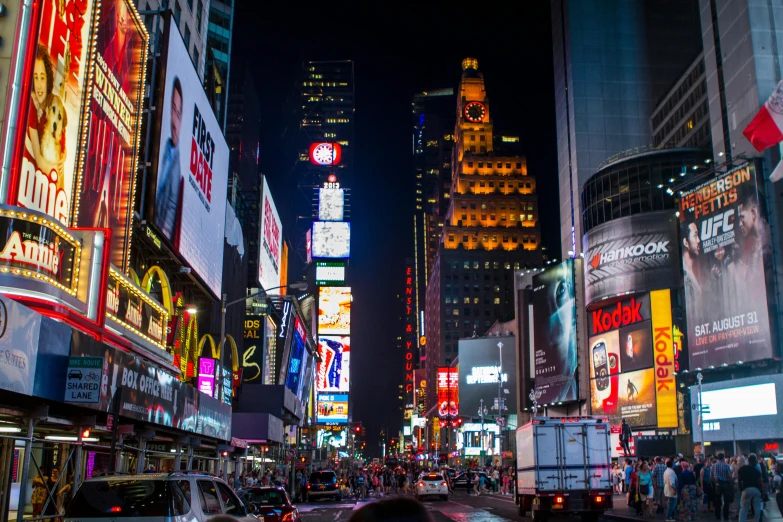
[0,207,81,295]
[106,266,167,350]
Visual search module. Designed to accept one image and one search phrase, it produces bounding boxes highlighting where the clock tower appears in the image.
[424,59,544,432]
[455,58,493,163]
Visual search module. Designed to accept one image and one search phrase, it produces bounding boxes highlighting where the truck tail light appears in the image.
[555,496,564,504]
[594,495,603,503]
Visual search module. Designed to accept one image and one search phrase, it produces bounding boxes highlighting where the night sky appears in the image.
[235,4,558,456]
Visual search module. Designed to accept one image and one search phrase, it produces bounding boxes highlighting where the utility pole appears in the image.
[497,341,504,460]
[478,399,487,463]
[697,372,704,456]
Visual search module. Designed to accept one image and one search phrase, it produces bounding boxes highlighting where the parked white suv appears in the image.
[64,471,257,521]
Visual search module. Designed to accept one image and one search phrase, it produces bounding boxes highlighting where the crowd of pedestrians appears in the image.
[611,453,781,522]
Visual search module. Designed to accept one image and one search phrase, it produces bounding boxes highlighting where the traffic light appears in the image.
[81,429,90,439]
[355,425,361,434]
[361,426,366,436]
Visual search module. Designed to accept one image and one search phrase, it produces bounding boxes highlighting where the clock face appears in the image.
[464,101,486,123]
[309,142,342,166]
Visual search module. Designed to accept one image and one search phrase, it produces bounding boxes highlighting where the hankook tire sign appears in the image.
[583,211,681,306]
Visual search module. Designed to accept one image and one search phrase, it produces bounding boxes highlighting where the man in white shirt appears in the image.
[664,459,678,522]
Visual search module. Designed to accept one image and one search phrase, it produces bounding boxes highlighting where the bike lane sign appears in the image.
[65,357,103,403]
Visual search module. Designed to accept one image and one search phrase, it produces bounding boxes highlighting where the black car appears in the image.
[237,487,300,522]
[305,471,341,502]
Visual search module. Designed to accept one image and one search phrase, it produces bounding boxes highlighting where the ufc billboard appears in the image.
[583,211,681,307]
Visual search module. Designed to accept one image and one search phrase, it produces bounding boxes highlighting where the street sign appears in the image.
[496,416,505,427]
[65,357,103,403]
[287,448,296,458]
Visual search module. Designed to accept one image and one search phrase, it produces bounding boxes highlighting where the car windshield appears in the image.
[309,472,336,483]
[65,479,174,517]
[243,489,286,505]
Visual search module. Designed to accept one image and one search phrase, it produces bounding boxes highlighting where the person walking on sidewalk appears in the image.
[773,463,783,516]
[665,459,679,522]
[738,455,764,522]
[712,453,734,521]
[654,456,668,514]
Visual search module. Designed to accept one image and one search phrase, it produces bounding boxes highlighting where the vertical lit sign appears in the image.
[259,176,282,293]
[75,0,149,270]
[403,263,415,403]
[437,368,459,419]
[197,357,216,397]
[651,289,677,428]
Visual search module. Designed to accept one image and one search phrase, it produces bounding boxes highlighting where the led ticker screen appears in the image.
[312,221,351,259]
[319,188,345,221]
[318,287,351,335]
[316,261,346,286]
[316,336,350,393]
[316,393,349,424]
[437,368,459,418]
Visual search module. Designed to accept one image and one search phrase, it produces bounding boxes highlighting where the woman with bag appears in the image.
[630,462,642,515]
[678,461,699,522]
[638,461,654,518]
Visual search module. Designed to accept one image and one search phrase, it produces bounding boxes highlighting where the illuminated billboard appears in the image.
[197,357,216,397]
[678,162,773,368]
[318,287,351,335]
[319,188,345,221]
[315,261,346,286]
[531,260,578,404]
[259,176,283,293]
[588,290,676,429]
[316,336,350,393]
[309,142,342,166]
[13,0,95,226]
[151,16,227,297]
[316,393,349,424]
[76,0,149,269]
[591,367,657,427]
[284,318,307,397]
[458,336,516,418]
[312,221,351,258]
[437,368,459,418]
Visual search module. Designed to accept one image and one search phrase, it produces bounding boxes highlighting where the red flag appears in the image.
[743,80,783,151]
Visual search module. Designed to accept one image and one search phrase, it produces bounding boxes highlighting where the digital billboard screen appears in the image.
[14,0,94,226]
[315,261,346,286]
[678,162,773,368]
[76,0,148,269]
[458,336,516,419]
[319,188,344,221]
[197,357,216,397]
[284,318,306,397]
[437,368,459,418]
[532,260,578,404]
[583,211,680,306]
[590,367,657,427]
[316,393,348,424]
[318,287,351,335]
[312,221,351,259]
[316,336,350,393]
[259,176,282,293]
[152,16,227,297]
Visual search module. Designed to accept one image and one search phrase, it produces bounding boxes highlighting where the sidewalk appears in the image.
[603,493,783,522]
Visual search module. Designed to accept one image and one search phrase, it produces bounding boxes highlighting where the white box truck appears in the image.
[516,416,613,522]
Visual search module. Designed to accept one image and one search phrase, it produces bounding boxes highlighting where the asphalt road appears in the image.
[297,490,524,522]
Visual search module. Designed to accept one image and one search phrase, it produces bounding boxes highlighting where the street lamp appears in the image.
[217,282,308,401]
[478,400,488,462]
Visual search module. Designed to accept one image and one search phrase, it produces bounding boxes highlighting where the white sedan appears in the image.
[415,472,449,501]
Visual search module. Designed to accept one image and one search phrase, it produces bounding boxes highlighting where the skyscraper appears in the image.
[424,58,543,426]
[141,0,210,80]
[412,88,455,364]
[551,0,703,257]
[206,0,234,128]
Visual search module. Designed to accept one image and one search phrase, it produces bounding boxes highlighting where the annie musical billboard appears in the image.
[151,15,227,298]
[678,162,773,368]
[13,0,95,225]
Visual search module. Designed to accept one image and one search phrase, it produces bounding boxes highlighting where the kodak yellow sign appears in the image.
[651,290,677,428]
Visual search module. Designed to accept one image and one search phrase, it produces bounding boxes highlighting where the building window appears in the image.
[464,308,470,316]
[468,162,473,168]
[461,201,468,209]
[480,135,486,141]
[516,162,522,169]
[448,235,455,242]
[461,214,467,220]
[193,47,199,70]
[473,261,479,269]
[462,235,468,242]
[484,261,490,269]
[494,297,501,304]
[446,358,452,366]
[482,235,488,242]
[463,297,470,304]
[494,285,500,292]
[173,0,181,25]
[493,262,500,269]
[196,0,203,31]
[470,203,477,209]
[514,262,520,269]
[505,262,511,269]
[491,235,497,242]
[470,214,476,220]
[463,261,470,269]
[473,297,479,304]
[184,25,191,49]
[452,309,459,316]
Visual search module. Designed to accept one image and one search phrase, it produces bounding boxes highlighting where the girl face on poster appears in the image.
[33,51,53,110]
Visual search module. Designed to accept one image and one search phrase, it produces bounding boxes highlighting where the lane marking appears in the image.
[334,509,342,521]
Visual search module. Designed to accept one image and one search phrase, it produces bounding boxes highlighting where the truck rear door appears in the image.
[534,424,561,491]
[585,423,612,490]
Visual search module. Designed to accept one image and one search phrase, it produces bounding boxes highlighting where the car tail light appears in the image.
[555,496,564,504]
[110,506,122,513]
[418,482,424,487]
[441,482,448,486]
[306,484,310,489]
[283,512,295,522]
